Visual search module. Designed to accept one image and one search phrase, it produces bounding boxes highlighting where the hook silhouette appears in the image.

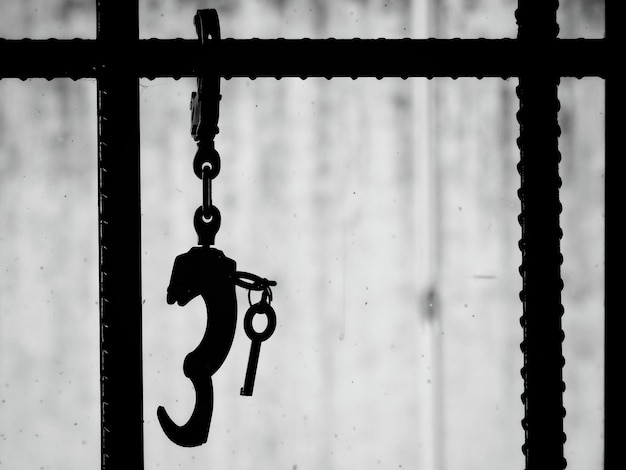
[157,246,237,447]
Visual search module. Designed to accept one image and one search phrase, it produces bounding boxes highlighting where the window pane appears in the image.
[560,77,605,470]
[135,2,603,470]
[432,77,523,470]
[0,79,99,468]
[558,0,604,38]
[0,1,95,39]
[140,74,526,470]
[430,0,517,38]
[139,0,517,39]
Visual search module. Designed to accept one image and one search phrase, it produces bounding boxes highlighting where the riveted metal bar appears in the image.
[0,38,609,80]
[97,1,143,469]
[516,1,565,469]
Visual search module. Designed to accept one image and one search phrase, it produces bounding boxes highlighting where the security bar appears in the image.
[0,1,617,470]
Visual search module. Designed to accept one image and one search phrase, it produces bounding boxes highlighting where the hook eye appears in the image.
[193,143,221,179]
[194,205,221,246]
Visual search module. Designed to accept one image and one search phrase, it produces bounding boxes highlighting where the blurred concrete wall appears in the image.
[0,1,604,469]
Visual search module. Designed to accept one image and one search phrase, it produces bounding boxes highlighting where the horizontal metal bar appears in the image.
[0,38,609,79]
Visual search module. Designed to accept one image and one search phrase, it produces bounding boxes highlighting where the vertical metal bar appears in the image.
[516,1,566,470]
[97,1,143,469]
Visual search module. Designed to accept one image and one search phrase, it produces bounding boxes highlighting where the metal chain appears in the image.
[196,143,220,218]
[202,166,212,219]
[191,10,222,246]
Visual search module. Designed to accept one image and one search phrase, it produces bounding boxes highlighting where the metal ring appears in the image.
[202,166,212,219]
[193,205,221,246]
[193,144,221,179]
[243,302,277,342]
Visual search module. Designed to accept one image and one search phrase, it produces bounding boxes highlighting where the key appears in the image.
[240,300,276,396]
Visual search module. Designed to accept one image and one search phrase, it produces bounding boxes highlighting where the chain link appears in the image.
[202,164,213,219]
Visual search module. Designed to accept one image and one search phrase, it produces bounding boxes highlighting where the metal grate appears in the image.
[0,1,616,470]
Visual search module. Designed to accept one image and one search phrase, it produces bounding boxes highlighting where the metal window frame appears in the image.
[1,1,618,469]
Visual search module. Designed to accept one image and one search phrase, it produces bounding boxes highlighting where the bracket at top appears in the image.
[190,9,221,142]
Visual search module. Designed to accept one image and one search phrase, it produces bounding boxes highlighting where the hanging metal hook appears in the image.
[157,9,229,448]
[157,246,238,447]
[158,8,277,447]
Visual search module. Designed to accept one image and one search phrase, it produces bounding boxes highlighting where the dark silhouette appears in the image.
[157,246,237,447]
[157,245,277,446]
[1,2,614,468]
[240,289,277,396]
